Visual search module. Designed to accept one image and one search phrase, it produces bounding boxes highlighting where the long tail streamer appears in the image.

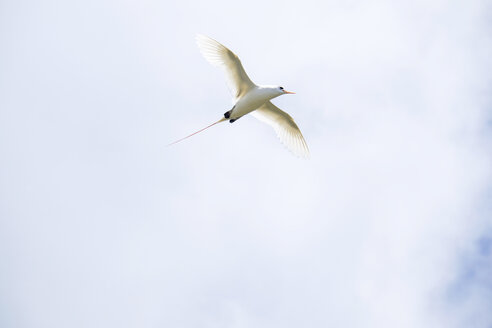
[167,117,227,146]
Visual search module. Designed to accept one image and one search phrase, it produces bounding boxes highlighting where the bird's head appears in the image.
[270,85,296,97]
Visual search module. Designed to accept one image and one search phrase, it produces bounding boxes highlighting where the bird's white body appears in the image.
[170,35,310,158]
[229,86,281,120]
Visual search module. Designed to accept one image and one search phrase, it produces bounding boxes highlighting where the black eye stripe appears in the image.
[280,87,284,90]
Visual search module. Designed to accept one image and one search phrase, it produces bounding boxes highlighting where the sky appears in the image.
[1,0,492,327]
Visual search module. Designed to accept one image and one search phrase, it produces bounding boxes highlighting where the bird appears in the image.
[169,34,309,158]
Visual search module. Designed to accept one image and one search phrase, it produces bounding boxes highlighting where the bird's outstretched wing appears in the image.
[196,34,256,100]
[252,101,310,158]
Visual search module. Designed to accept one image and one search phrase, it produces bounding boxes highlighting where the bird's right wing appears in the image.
[196,34,256,100]
[252,101,310,158]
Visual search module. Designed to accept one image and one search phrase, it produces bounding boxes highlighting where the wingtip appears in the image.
[195,33,215,44]
[195,33,206,45]
[279,131,310,159]
[195,34,209,46]
[294,148,310,159]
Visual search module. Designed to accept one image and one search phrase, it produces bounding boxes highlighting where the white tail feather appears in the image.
[167,117,227,146]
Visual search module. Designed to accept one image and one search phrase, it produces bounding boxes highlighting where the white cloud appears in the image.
[0,0,491,327]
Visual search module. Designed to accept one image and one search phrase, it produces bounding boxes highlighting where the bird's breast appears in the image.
[231,90,271,119]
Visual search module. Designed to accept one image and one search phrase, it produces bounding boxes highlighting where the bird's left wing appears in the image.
[252,101,310,158]
[196,34,256,100]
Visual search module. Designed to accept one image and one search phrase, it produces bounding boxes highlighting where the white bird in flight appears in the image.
[169,34,309,158]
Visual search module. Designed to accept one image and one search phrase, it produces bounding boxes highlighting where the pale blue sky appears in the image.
[1,0,491,327]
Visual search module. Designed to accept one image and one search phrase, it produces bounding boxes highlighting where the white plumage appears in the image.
[170,35,309,158]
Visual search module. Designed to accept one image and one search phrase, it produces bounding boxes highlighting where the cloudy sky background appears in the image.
[1,0,492,327]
